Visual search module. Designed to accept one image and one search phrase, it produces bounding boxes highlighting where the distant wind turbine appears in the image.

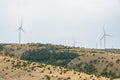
[100,27,111,49]
[17,17,25,44]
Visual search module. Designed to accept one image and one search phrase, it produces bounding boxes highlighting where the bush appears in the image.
[45,75,50,80]
[67,77,71,79]
[116,59,120,64]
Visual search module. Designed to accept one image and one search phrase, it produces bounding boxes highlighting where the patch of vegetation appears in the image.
[12,61,28,69]
[21,48,78,67]
[101,70,116,78]
[75,62,97,74]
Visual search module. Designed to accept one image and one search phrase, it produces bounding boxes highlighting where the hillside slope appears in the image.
[0,55,109,80]
[0,43,120,79]
[67,53,120,78]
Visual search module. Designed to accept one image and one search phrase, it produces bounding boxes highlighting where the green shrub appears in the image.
[45,75,50,80]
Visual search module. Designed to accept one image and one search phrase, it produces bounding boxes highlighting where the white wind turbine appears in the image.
[100,27,111,49]
[17,17,25,44]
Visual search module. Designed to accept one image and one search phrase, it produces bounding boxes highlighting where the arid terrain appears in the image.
[0,55,109,80]
[0,43,120,80]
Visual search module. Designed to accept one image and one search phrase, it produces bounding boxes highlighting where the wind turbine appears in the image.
[100,27,111,49]
[17,17,25,44]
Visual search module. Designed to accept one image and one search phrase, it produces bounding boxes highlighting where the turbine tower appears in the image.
[100,27,111,49]
[100,37,103,48]
[17,17,25,44]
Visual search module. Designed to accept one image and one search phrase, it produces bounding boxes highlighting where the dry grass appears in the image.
[0,55,109,80]
[0,43,120,79]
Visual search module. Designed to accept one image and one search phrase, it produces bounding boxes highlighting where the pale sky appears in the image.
[0,0,120,48]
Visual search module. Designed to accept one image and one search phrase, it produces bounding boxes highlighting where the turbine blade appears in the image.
[105,34,112,36]
[17,27,20,31]
[100,35,104,40]
[21,28,25,32]
[20,19,23,28]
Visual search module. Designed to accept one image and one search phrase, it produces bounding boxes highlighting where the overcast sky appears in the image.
[0,0,120,48]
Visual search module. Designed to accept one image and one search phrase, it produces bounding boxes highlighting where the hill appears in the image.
[0,43,120,79]
[0,55,109,80]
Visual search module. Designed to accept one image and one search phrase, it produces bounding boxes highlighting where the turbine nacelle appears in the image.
[17,27,25,32]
